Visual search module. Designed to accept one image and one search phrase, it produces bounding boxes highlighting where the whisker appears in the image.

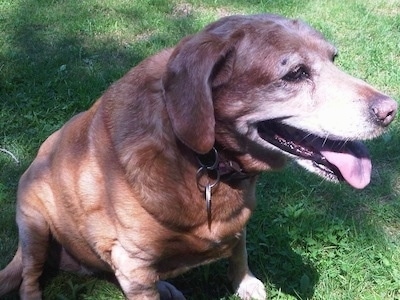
[299,132,313,144]
[322,135,330,148]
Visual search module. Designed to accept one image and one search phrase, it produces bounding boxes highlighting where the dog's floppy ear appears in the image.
[163,30,242,154]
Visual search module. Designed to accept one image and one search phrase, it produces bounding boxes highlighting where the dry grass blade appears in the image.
[0,148,19,165]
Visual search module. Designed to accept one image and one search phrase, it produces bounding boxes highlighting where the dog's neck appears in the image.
[195,147,256,229]
[196,147,254,183]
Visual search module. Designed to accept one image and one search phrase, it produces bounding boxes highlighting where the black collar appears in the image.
[196,147,254,182]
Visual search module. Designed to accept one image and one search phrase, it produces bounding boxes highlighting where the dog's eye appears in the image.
[283,66,309,82]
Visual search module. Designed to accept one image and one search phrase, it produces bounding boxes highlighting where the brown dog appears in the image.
[0,14,397,300]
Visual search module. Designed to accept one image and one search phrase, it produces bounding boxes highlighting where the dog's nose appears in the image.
[370,96,397,127]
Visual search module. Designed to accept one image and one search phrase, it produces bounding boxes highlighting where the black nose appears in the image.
[370,96,397,127]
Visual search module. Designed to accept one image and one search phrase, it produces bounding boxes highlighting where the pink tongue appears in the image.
[321,150,372,189]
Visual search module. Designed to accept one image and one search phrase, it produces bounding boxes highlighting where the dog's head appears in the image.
[163,14,397,189]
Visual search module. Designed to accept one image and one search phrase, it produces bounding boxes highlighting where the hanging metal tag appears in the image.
[205,183,212,226]
[195,148,221,230]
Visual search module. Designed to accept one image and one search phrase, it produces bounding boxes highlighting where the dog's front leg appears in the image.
[111,243,159,299]
[228,228,267,300]
[111,243,185,300]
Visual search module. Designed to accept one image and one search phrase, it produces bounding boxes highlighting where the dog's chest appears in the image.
[124,174,257,277]
[156,227,244,277]
[156,186,255,276]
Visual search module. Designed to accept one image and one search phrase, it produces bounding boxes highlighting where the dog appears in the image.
[0,14,397,300]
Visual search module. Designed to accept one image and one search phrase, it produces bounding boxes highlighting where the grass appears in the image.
[1,0,400,299]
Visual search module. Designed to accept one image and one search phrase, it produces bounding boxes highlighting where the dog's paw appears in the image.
[156,281,186,300]
[235,274,267,300]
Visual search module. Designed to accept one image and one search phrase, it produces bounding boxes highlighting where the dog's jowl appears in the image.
[0,14,397,300]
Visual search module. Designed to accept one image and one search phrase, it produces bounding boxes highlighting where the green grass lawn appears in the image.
[1,0,400,299]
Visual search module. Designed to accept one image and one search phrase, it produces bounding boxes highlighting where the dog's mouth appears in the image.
[257,120,372,189]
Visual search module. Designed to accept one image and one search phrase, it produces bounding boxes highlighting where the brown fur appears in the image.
[0,14,397,300]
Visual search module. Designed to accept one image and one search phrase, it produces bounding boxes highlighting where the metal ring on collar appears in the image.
[196,147,219,170]
[196,166,220,191]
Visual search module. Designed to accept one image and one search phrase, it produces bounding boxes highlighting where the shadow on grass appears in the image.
[2,0,398,299]
[169,225,318,300]
[251,237,318,299]
[1,0,201,149]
